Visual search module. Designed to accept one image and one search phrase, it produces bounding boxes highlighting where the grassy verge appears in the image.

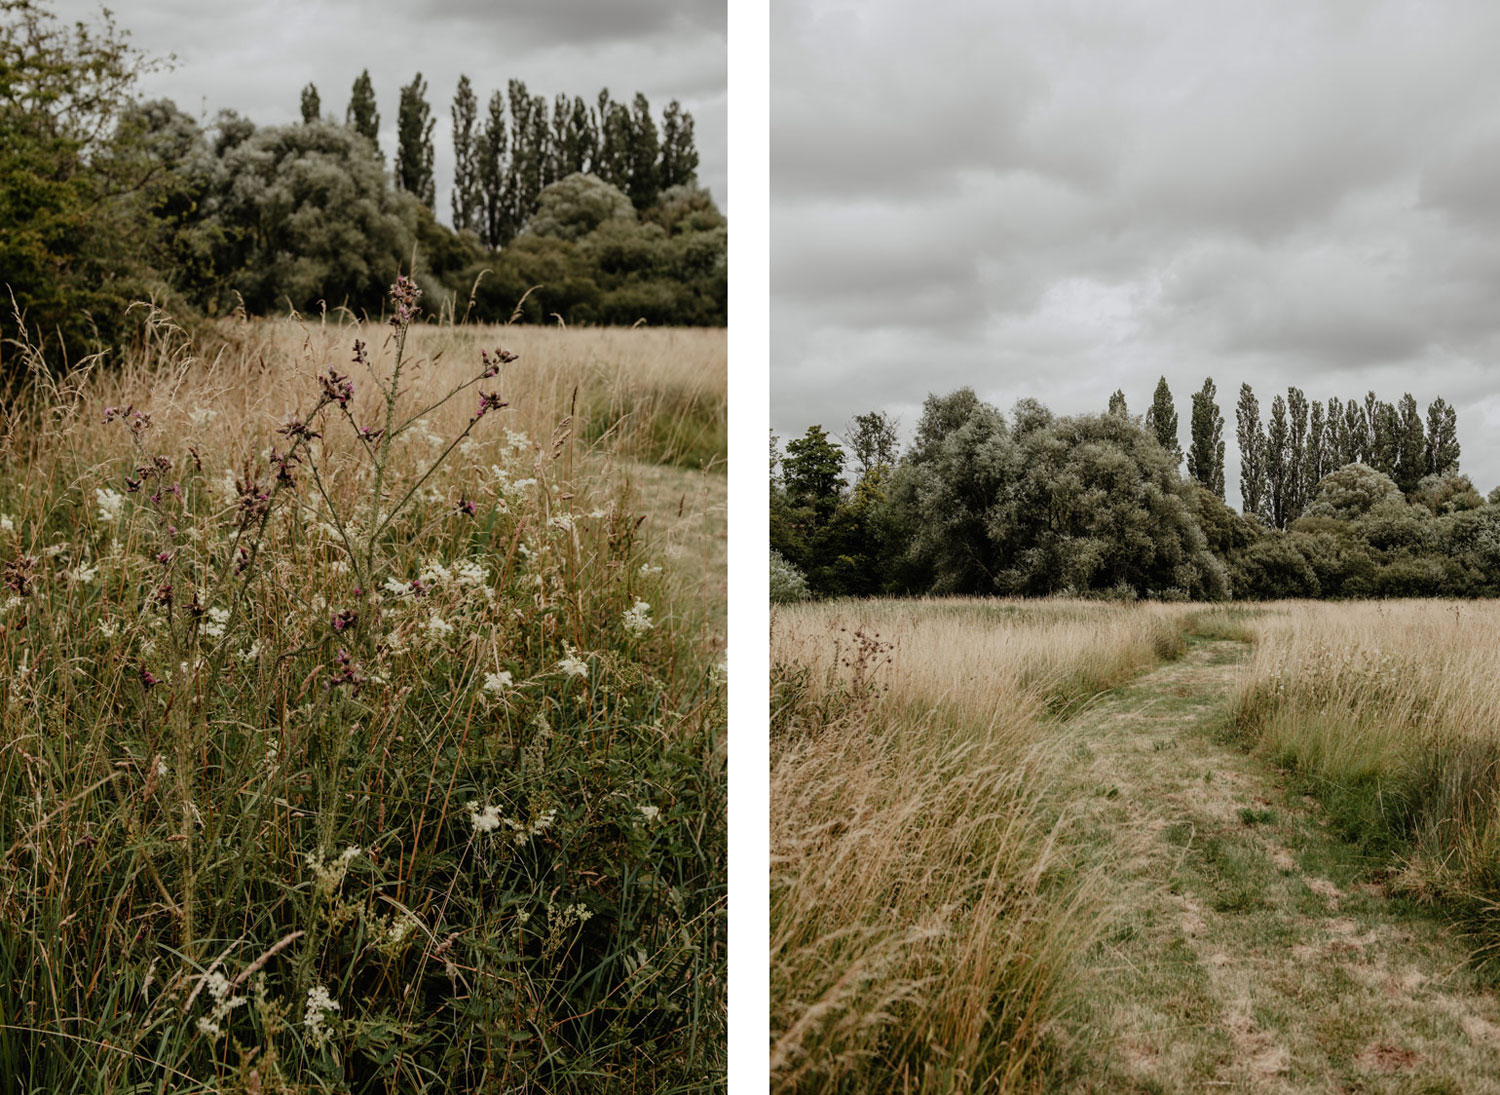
[1227,600,1500,964]
[768,598,1205,1094]
[0,302,726,1091]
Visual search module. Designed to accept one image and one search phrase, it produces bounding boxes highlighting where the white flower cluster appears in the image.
[622,599,654,635]
[197,969,247,1039]
[219,469,239,506]
[638,562,662,577]
[95,488,126,523]
[203,606,231,639]
[482,669,513,696]
[305,845,360,896]
[304,984,340,1048]
[68,561,99,585]
[504,808,558,846]
[468,801,502,834]
[557,647,589,679]
[426,614,454,641]
[0,513,13,533]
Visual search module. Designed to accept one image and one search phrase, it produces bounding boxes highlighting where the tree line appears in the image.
[299,70,699,249]
[772,379,1495,604]
[0,2,724,372]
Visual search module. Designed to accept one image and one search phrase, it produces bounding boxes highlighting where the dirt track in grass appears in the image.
[1061,639,1500,1094]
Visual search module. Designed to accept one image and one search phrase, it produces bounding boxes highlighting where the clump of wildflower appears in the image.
[503,808,558,846]
[455,494,477,517]
[331,607,357,633]
[557,647,589,679]
[425,614,454,641]
[479,346,518,378]
[482,669,513,695]
[306,845,360,898]
[320,366,354,409]
[639,562,663,577]
[390,274,422,327]
[203,606,231,639]
[0,514,13,533]
[453,559,488,587]
[474,391,508,421]
[68,561,99,585]
[622,599,654,635]
[467,801,502,834]
[304,984,340,1049]
[95,487,126,523]
[197,969,248,1040]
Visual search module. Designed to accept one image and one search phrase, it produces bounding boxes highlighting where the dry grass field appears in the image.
[0,301,726,1092]
[772,596,1500,1094]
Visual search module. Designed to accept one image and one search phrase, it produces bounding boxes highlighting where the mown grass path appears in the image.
[1062,639,1500,1094]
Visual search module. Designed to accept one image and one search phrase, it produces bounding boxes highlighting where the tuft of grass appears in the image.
[0,295,726,1091]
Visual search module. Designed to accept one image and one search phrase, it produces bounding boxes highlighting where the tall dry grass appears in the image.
[1230,600,1500,951]
[769,598,1199,1093]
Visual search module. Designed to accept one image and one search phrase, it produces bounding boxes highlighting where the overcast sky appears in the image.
[52,0,726,219]
[773,0,1500,505]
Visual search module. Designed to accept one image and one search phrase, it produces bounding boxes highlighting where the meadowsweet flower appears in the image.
[425,614,454,640]
[383,575,414,599]
[453,560,488,587]
[156,757,169,778]
[639,562,663,577]
[467,801,502,834]
[547,514,575,532]
[482,669,513,694]
[203,606,230,639]
[0,514,12,533]
[511,478,538,491]
[95,488,126,523]
[504,808,558,845]
[622,599,654,634]
[304,984,340,1048]
[306,845,359,896]
[188,407,218,428]
[557,650,589,678]
[419,559,452,585]
[99,620,118,638]
[69,562,99,584]
[197,969,247,1040]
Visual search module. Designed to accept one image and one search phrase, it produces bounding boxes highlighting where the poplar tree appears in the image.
[1236,383,1267,519]
[395,73,435,207]
[300,82,320,124]
[1286,387,1308,519]
[625,91,661,209]
[595,90,633,190]
[1325,397,1345,470]
[1187,378,1225,498]
[1370,401,1400,479]
[476,90,506,248]
[450,75,480,232]
[1343,399,1367,466]
[1363,392,1380,465]
[1108,389,1128,418]
[1426,397,1460,476]
[1266,394,1290,529]
[347,69,380,149]
[660,99,699,189]
[1143,376,1179,460]
[1394,393,1426,492]
[1307,401,1326,499]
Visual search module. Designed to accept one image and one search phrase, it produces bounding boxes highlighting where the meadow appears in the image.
[771,597,1500,1093]
[0,294,726,1092]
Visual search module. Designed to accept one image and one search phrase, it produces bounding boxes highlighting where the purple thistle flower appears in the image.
[319,367,354,409]
[331,607,358,633]
[474,391,508,421]
[456,495,476,518]
[139,665,160,690]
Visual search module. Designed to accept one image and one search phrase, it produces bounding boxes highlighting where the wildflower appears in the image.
[622,599,654,635]
[331,607,357,633]
[139,664,160,690]
[197,969,247,1040]
[479,346,518,378]
[547,514,575,533]
[482,669,513,694]
[95,488,126,523]
[425,614,454,641]
[467,801,502,834]
[511,477,538,491]
[0,514,12,533]
[389,274,422,327]
[474,391,508,420]
[306,845,359,896]
[382,575,414,599]
[639,562,663,577]
[419,559,452,586]
[504,808,558,845]
[187,407,218,428]
[69,562,99,585]
[320,367,354,409]
[236,641,261,662]
[203,606,231,639]
[455,494,477,517]
[304,984,340,1049]
[156,757,169,778]
[557,650,589,679]
[452,560,488,587]
[99,620,119,638]
[638,804,660,823]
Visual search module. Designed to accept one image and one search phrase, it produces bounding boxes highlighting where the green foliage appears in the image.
[1304,463,1404,521]
[450,75,480,232]
[1236,383,1266,519]
[770,549,810,603]
[1143,376,1179,459]
[1426,396,1460,477]
[526,173,635,242]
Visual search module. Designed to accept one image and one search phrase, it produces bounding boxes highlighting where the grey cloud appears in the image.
[774,0,1500,501]
[418,0,723,45]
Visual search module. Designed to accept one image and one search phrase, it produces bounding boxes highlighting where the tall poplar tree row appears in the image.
[1426,397,1460,476]
[1394,393,1426,492]
[395,73,435,207]
[1286,387,1308,520]
[1188,378,1225,498]
[476,91,506,249]
[1266,394,1290,529]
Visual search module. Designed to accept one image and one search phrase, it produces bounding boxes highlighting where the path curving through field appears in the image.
[1063,638,1500,1094]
